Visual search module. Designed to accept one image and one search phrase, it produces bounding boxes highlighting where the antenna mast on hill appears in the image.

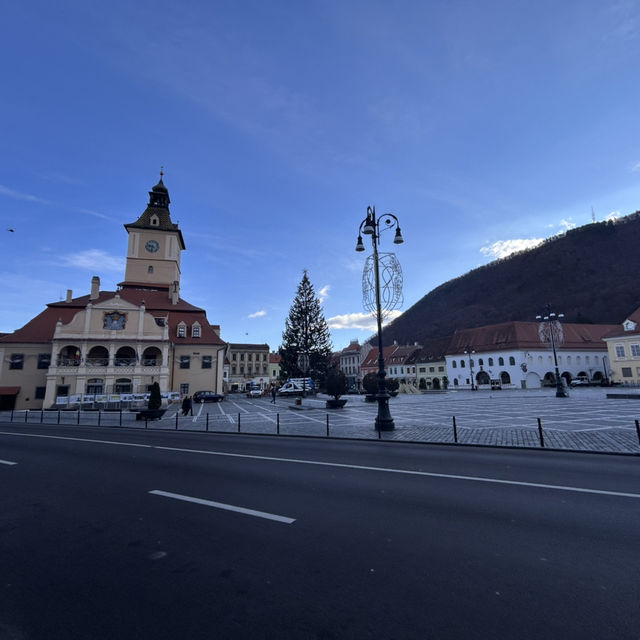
[591,207,596,223]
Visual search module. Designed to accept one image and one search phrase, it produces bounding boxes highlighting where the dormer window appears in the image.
[150,214,160,226]
[623,320,637,332]
[192,323,201,338]
[177,323,186,338]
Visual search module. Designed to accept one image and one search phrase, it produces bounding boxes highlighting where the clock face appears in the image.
[145,240,160,253]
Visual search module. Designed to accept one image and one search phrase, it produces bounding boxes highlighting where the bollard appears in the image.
[453,415,458,443]
[10,409,14,422]
[206,413,209,431]
[25,409,28,423]
[77,409,80,425]
[277,413,280,435]
[537,418,545,448]
[635,420,640,446]
[145,416,148,429]
[238,413,241,433]
[326,414,330,437]
[98,411,101,427]
[119,410,122,427]
[175,412,179,430]
[57,410,61,425]
[377,428,381,440]
[40,410,44,424]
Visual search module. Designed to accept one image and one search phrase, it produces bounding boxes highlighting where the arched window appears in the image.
[500,371,511,384]
[498,357,504,366]
[460,360,465,368]
[478,358,484,366]
[452,361,457,368]
[148,265,154,274]
[488,357,494,366]
[58,345,81,366]
[115,346,136,366]
[142,347,162,366]
[114,378,132,393]
[86,378,103,394]
[87,346,108,366]
[509,356,515,365]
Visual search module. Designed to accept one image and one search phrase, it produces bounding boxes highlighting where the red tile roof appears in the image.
[447,321,617,354]
[0,289,225,346]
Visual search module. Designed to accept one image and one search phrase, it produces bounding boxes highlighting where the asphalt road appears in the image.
[1,424,639,639]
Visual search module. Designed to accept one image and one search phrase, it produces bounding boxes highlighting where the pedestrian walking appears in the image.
[271,386,277,404]
[181,395,193,416]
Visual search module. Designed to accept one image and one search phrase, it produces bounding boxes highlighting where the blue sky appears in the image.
[1,1,639,351]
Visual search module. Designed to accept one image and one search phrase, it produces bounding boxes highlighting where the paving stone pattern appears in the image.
[5,388,640,454]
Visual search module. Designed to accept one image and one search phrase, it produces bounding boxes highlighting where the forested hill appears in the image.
[380,211,640,346]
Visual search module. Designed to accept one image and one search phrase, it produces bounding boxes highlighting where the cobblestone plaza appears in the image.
[4,387,640,454]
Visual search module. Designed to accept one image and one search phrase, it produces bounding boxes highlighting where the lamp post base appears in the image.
[375,395,395,431]
[556,389,568,398]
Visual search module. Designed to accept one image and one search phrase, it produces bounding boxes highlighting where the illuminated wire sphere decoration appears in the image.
[538,319,564,346]
[362,252,403,319]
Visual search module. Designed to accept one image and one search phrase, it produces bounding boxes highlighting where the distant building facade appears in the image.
[602,307,640,385]
[227,343,271,392]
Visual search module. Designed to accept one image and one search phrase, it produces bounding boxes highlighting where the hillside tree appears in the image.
[279,271,333,384]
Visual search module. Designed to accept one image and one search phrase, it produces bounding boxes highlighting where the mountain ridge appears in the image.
[379,211,640,347]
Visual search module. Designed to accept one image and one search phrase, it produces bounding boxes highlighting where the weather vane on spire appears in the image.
[160,165,164,179]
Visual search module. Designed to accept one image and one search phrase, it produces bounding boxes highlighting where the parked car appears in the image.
[570,377,590,387]
[193,390,224,403]
[246,389,262,398]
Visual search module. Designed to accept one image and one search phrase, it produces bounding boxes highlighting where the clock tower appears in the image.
[122,173,186,292]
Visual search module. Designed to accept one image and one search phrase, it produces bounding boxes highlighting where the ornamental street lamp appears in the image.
[464,349,476,390]
[536,305,568,398]
[356,206,404,431]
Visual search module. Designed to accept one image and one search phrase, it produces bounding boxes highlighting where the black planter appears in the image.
[136,408,166,421]
[326,398,348,409]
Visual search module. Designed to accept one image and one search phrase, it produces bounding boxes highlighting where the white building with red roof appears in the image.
[0,175,226,410]
[446,320,616,390]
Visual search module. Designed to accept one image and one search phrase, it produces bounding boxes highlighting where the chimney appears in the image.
[170,280,179,305]
[66,289,72,303]
[90,276,100,300]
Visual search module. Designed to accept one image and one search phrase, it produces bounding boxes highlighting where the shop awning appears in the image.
[0,387,20,395]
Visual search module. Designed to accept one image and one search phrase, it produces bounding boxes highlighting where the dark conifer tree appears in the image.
[279,271,333,384]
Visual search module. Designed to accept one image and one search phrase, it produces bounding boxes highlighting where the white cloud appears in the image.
[318,285,331,302]
[60,250,125,272]
[559,218,576,231]
[605,211,621,221]
[0,185,49,204]
[480,238,544,260]
[632,161,640,173]
[327,310,402,331]
[248,310,266,318]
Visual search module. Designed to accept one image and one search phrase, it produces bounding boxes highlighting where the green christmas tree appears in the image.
[279,271,333,385]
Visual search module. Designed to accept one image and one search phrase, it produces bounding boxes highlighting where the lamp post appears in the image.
[356,206,404,431]
[536,305,568,398]
[464,349,476,390]
[602,354,609,386]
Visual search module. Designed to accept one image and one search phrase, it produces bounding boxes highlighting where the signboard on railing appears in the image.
[120,394,134,402]
[56,396,69,405]
[95,394,107,403]
[69,394,82,405]
[109,394,121,403]
[83,394,95,403]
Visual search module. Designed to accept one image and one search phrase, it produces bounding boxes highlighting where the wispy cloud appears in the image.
[605,211,621,221]
[327,310,402,331]
[480,238,544,260]
[60,250,124,272]
[632,161,640,172]
[559,218,576,231]
[76,208,119,222]
[248,310,267,318]
[0,185,49,204]
[318,285,330,303]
